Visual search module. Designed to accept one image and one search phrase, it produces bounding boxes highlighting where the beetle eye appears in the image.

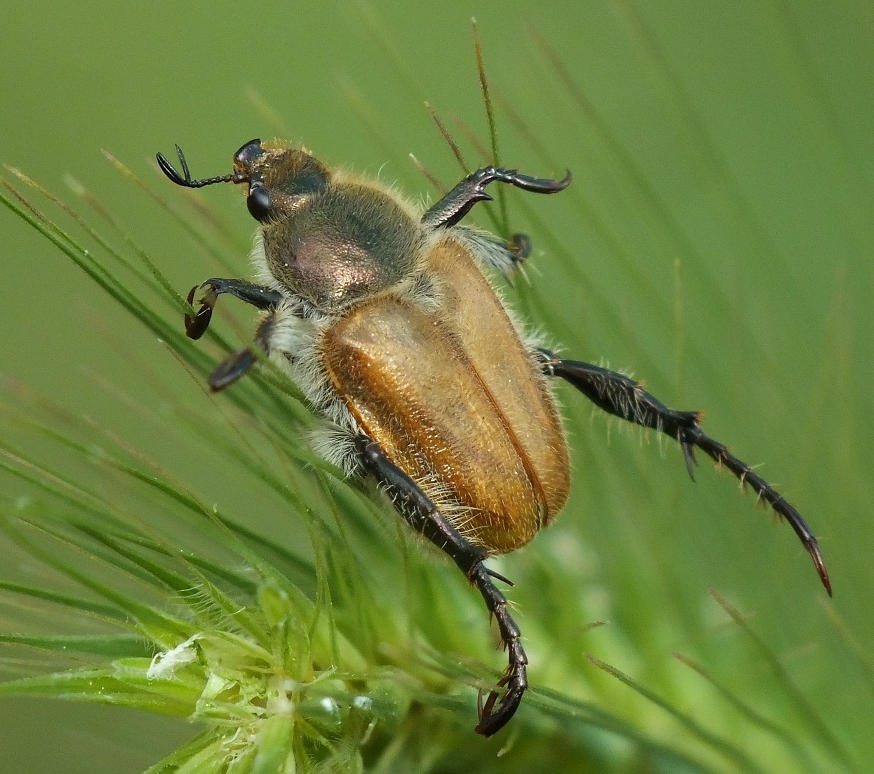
[247,184,272,222]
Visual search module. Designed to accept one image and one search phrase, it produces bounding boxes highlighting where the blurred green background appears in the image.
[1,1,872,772]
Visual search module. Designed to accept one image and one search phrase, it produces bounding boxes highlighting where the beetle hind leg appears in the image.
[469,561,528,736]
[539,350,832,596]
[357,437,528,736]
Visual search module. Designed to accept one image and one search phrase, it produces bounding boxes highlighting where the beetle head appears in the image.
[158,138,330,223]
[159,139,421,315]
[231,139,331,223]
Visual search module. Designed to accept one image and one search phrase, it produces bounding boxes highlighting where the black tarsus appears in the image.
[357,437,528,737]
[539,351,832,596]
[422,166,571,230]
[184,278,282,340]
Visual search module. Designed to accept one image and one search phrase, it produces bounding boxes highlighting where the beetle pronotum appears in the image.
[157,138,831,737]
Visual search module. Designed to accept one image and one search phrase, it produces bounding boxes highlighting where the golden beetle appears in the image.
[157,138,831,737]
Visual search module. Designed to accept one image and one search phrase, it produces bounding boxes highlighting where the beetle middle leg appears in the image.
[538,350,831,594]
[357,437,527,737]
[421,166,571,230]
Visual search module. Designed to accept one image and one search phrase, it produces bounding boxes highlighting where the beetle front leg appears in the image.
[185,278,283,339]
[184,279,283,391]
[539,350,832,595]
[357,437,527,737]
[421,166,571,230]
[201,312,281,392]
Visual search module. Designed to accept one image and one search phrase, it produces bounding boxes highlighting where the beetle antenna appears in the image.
[156,144,235,188]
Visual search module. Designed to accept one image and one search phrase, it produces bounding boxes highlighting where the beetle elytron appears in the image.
[157,138,831,737]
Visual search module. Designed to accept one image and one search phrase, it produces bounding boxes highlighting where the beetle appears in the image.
[157,138,831,737]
